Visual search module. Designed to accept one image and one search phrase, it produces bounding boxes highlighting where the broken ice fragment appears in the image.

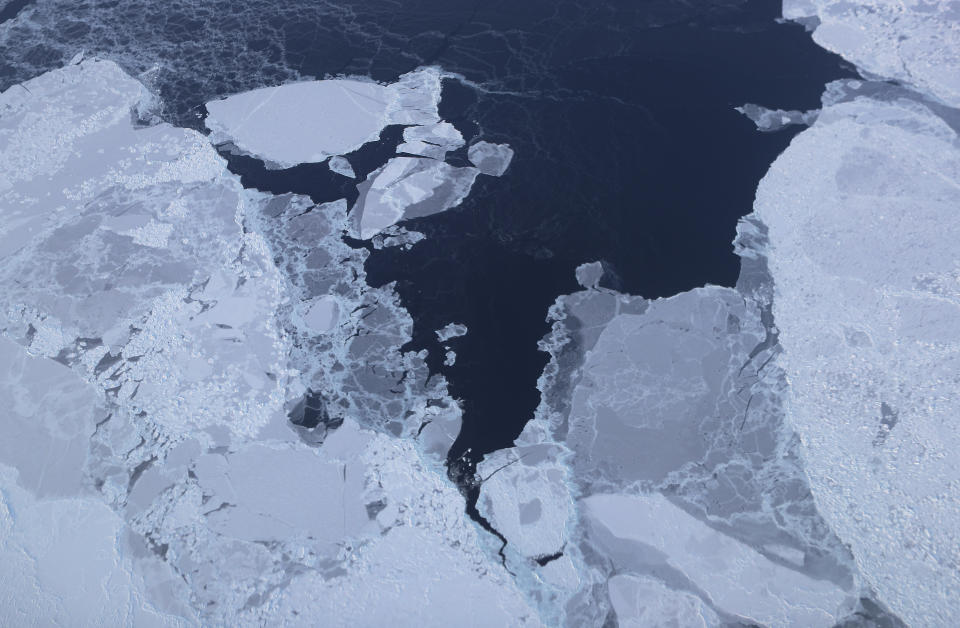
[782,0,960,107]
[467,140,515,176]
[353,156,479,239]
[397,121,465,160]
[752,86,960,626]
[574,261,604,289]
[328,155,355,178]
[436,322,468,342]
[736,103,818,132]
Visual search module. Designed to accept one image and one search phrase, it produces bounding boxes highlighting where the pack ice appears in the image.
[0,59,539,627]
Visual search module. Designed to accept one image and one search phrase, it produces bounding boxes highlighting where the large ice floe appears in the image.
[476,3,960,628]
[783,0,960,108]
[0,58,535,626]
[753,82,960,626]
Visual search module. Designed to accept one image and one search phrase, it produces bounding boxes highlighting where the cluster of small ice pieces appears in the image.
[0,59,535,626]
[205,67,513,241]
[475,3,960,628]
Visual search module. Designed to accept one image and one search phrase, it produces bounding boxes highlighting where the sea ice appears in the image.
[436,322,468,342]
[753,86,960,626]
[352,156,480,239]
[736,103,818,131]
[397,121,464,159]
[468,140,515,176]
[328,155,356,178]
[585,492,849,627]
[205,67,444,169]
[783,0,960,107]
[0,59,535,626]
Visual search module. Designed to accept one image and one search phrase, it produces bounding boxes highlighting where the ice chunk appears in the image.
[574,261,604,289]
[328,155,355,178]
[0,58,531,627]
[752,89,960,626]
[193,440,374,550]
[477,445,573,559]
[353,156,479,239]
[783,0,960,106]
[436,322,468,342]
[585,492,849,627]
[468,140,515,176]
[205,67,444,168]
[397,121,464,159]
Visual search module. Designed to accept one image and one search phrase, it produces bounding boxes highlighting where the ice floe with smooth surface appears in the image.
[753,85,960,626]
[205,67,444,169]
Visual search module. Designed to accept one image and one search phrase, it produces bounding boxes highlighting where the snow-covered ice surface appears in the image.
[0,59,537,626]
[783,0,960,107]
[753,84,960,626]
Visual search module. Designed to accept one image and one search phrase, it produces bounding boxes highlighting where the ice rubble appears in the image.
[0,59,537,626]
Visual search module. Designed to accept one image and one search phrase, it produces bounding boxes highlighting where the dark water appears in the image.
[359,5,854,471]
[0,0,853,474]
